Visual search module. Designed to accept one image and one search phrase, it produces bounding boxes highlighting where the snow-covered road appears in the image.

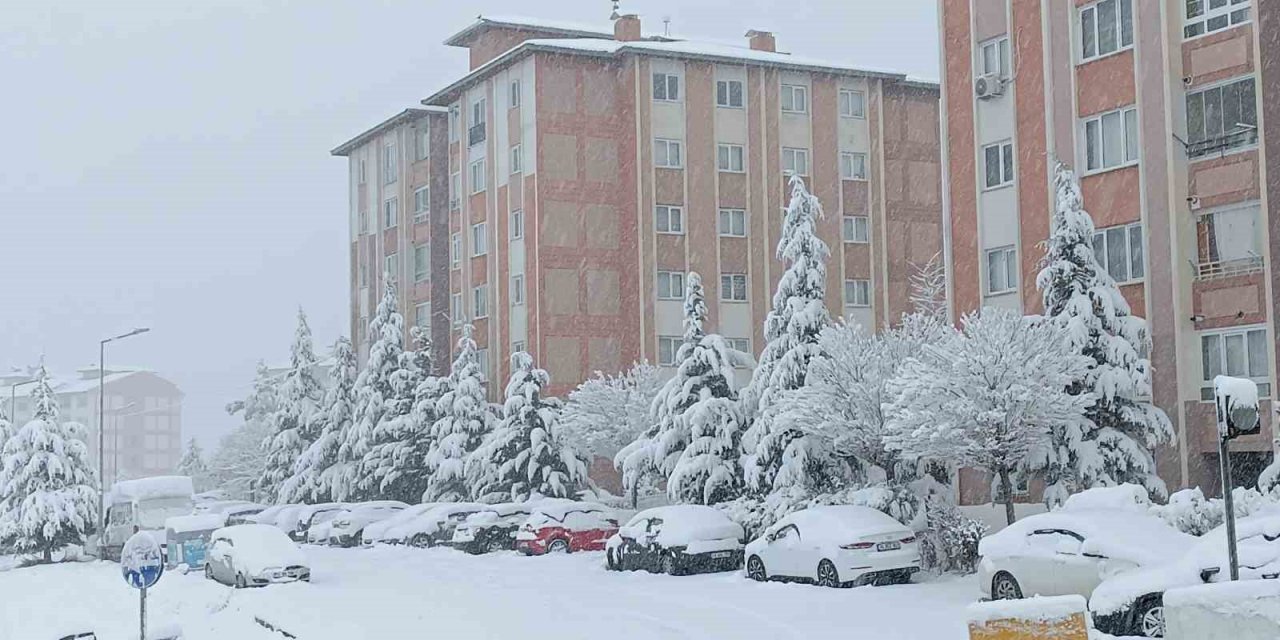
[3,546,977,639]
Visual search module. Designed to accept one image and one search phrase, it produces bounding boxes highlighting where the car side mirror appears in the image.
[1200,567,1221,583]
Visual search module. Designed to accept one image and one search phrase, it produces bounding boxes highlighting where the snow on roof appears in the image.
[966,595,1086,625]
[788,505,907,538]
[446,15,616,46]
[331,107,442,157]
[165,514,225,534]
[979,509,1195,568]
[5,368,170,399]
[1059,484,1151,513]
[628,505,743,544]
[109,476,194,502]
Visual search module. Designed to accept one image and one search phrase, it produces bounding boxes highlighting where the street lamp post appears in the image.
[97,328,150,538]
[7,378,36,426]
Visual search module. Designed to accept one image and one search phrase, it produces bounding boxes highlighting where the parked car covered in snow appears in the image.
[744,505,920,587]
[222,503,268,526]
[450,502,536,554]
[249,504,298,528]
[362,503,442,546]
[290,503,346,542]
[205,524,310,588]
[1090,513,1280,637]
[397,503,487,548]
[326,501,408,547]
[977,509,1194,602]
[515,500,619,555]
[606,505,744,575]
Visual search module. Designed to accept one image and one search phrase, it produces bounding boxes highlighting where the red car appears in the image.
[514,500,619,555]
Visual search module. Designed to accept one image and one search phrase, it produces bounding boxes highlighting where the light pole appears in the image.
[7,378,36,426]
[98,328,149,537]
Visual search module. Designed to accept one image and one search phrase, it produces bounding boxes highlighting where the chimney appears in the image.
[614,14,641,41]
[746,29,776,52]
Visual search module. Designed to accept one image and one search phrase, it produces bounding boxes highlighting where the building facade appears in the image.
[940,0,1279,501]
[2,366,185,483]
[336,14,943,401]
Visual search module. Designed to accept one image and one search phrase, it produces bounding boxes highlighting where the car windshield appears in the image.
[137,497,195,529]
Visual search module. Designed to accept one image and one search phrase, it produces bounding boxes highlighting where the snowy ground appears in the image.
[3,546,977,639]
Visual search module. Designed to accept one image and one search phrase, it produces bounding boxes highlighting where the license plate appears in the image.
[712,551,732,559]
[876,542,901,552]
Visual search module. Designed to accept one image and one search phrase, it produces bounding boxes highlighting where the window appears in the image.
[414,303,430,330]
[842,216,869,243]
[413,187,429,221]
[383,253,397,279]
[358,262,368,288]
[839,89,866,118]
[980,36,1012,78]
[655,139,683,168]
[983,141,1015,188]
[725,338,751,355]
[510,209,524,240]
[655,205,683,234]
[469,159,486,193]
[511,274,525,306]
[1185,0,1251,38]
[413,245,430,282]
[358,158,367,184]
[471,222,487,256]
[473,284,488,318]
[721,274,748,302]
[1201,327,1270,399]
[450,233,461,267]
[1092,222,1145,283]
[510,144,522,174]
[383,141,398,184]
[415,125,429,161]
[783,148,810,176]
[656,271,685,300]
[986,246,1018,294]
[451,293,463,324]
[716,79,744,108]
[450,172,460,209]
[658,336,682,366]
[840,152,868,180]
[358,210,369,235]
[718,209,746,237]
[359,317,368,341]
[470,98,487,146]
[781,84,808,113]
[509,79,522,108]
[1196,202,1263,278]
[512,340,526,353]
[448,107,460,142]
[1186,77,1257,158]
[1083,107,1139,172]
[1080,0,1134,61]
[844,279,870,307]
[383,197,398,228]
[653,72,680,102]
[477,348,489,383]
[717,144,745,172]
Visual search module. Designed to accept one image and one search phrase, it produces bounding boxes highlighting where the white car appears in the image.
[744,505,920,588]
[977,509,1194,602]
[204,524,310,588]
[327,501,408,547]
[607,505,744,575]
[1091,513,1280,637]
[290,503,346,542]
[362,503,443,546]
[249,504,296,527]
[396,503,487,547]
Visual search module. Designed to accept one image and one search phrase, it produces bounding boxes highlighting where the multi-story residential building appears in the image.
[336,13,943,402]
[2,366,184,483]
[940,0,1278,502]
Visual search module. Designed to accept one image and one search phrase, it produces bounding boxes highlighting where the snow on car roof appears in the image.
[979,509,1194,568]
[165,514,225,534]
[531,499,609,520]
[628,505,742,544]
[348,501,408,513]
[213,524,304,569]
[1059,484,1151,513]
[109,476,193,502]
[784,505,907,540]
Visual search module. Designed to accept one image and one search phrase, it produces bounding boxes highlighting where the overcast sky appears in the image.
[0,0,939,451]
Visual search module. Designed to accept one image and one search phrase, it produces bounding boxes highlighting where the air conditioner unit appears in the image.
[975,73,1005,100]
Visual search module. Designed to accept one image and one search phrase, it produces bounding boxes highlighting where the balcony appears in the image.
[1195,256,1264,281]
[1188,127,1258,159]
[468,123,486,147]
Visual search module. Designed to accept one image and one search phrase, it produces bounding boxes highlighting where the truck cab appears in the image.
[102,476,195,561]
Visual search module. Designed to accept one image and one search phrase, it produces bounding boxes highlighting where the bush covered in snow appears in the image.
[918,496,986,574]
[1149,486,1280,536]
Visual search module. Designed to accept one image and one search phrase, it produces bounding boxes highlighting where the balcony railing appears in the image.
[1188,127,1258,158]
[468,123,486,147]
[1195,256,1264,281]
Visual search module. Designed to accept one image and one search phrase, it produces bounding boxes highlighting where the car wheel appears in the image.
[605,550,620,571]
[204,564,214,582]
[662,553,681,576]
[1134,596,1166,638]
[991,572,1023,600]
[410,534,431,548]
[548,539,570,554]
[746,555,768,582]
[234,573,247,589]
[816,559,843,588]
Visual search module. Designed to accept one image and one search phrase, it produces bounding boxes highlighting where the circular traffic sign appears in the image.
[120,532,164,590]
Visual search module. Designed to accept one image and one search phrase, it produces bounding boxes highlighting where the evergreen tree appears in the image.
[336,278,405,500]
[212,362,277,501]
[424,324,494,501]
[259,308,323,503]
[176,438,212,492]
[741,174,832,494]
[470,352,586,503]
[1034,162,1175,505]
[283,337,357,504]
[0,364,98,563]
[364,326,436,502]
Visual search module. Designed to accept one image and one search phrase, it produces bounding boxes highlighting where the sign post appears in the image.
[1213,375,1261,582]
[121,532,165,640]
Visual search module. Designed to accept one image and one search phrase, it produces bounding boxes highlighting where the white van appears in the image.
[103,475,195,561]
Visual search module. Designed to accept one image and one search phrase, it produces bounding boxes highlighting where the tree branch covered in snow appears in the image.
[563,362,661,464]
[908,251,948,321]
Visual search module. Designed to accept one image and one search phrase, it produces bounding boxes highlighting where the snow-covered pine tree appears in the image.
[0,364,97,563]
[741,174,832,494]
[424,324,494,502]
[470,352,586,503]
[282,337,357,504]
[336,278,405,500]
[259,308,324,503]
[176,438,212,492]
[908,251,948,320]
[1034,162,1175,505]
[364,326,436,503]
[212,361,277,500]
[885,307,1093,525]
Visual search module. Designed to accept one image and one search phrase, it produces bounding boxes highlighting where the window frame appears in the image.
[839,88,866,119]
[1079,0,1135,63]
[472,284,489,319]
[469,158,486,194]
[720,273,749,302]
[383,197,399,229]
[1200,325,1271,400]
[383,252,398,279]
[510,144,522,174]
[511,274,525,306]
[985,246,1019,295]
[843,279,871,308]
[413,245,430,283]
[449,171,461,210]
[718,209,747,238]
[840,151,868,180]
[413,186,430,221]
[655,205,684,235]
[471,222,487,257]
[1092,222,1145,284]
[716,79,745,108]
[450,233,461,268]
[509,79,522,108]
[982,141,1015,189]
[654,138,684,168]
[1082,106,1140,174]
[383,140,398,185]
[510,209,524,240]
[717,143,746,173]
[653,72,681,102]
[1185,75,1258,159]
[842,216,870,244]
[414,302,431,330]
[451,292,463,324]
[781,84,809,114]
[1184,0,1252,39]
[415,125,430,161]
[656,271,686,300]
[979,35,1012,78]
[658,335,682,366]
[782,147,810,176]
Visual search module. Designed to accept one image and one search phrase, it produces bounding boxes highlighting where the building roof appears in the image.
[3,368,183,400]
[329,107,443,157]
[444,15,620,47]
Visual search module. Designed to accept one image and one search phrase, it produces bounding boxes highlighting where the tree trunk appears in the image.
[628,473,639,509]
[998,469,1016,526]
[43,544,52,565]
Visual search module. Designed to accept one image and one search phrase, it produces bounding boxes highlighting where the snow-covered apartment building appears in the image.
[333,13,943,399]
[2,367,184,483]
[940,0,1278,501]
